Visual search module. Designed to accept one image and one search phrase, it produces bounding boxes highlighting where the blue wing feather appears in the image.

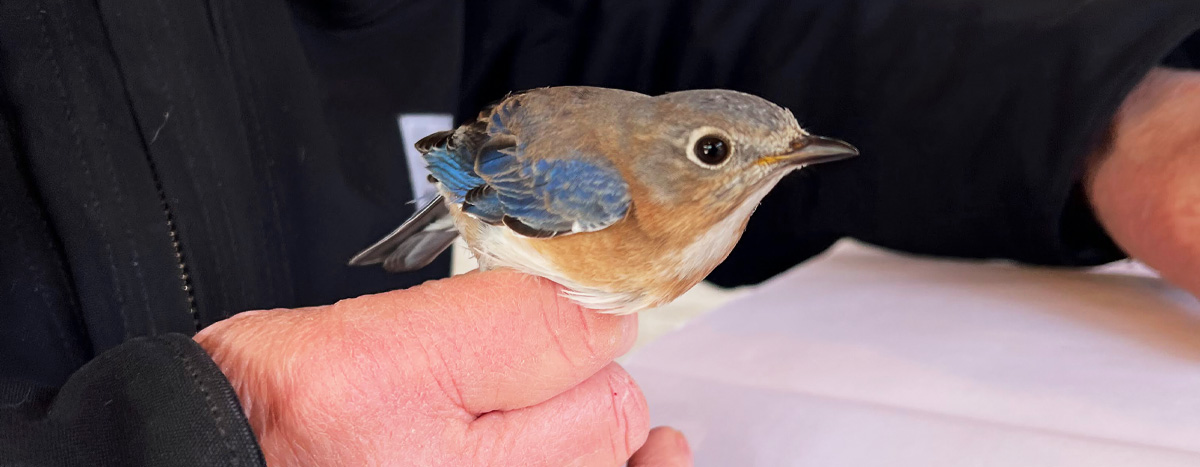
[461,189,504,224]
[354,90,629,273]
[422,94,630,235]
[535,159,630,232]
[477,150,630,234]
[424,147,484,204]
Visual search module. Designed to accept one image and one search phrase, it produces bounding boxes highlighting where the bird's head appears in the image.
[626,89,858,212]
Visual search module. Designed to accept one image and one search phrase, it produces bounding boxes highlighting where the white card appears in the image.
[625,240,1200,466]
[397,113,454,202]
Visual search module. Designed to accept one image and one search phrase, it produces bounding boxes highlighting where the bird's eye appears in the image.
[692,135,731,166]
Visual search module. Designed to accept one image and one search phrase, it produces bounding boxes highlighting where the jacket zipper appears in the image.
[146,157,200,331]
[162,202,199,331]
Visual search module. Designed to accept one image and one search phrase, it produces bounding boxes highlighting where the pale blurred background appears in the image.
[458,236,1200,466]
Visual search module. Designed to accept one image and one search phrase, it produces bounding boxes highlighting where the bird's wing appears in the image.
[474,141,631,238]
[349,89,633,272]
[427,92,632,238]
[346,194,459,272]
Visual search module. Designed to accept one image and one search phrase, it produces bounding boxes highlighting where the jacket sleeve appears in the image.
[459,0,1200,286]
[0,334,264,466]
[0,75,262,466]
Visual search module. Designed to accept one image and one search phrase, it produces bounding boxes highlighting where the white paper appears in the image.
[397,113,454,202]
[624,240,1200,466]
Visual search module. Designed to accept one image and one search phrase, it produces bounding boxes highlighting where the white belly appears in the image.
[451,208,651,314]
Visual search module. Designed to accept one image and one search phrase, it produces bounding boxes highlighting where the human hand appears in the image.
[1086,67,1200,298]
[194,269,692,466]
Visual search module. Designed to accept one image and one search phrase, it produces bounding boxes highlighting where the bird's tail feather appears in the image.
[348,195,459,272]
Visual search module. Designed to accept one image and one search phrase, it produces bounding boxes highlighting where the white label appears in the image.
[397,113,455,202]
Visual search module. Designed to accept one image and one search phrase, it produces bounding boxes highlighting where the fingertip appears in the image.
[659,427,692,460]
[652,427,685,444]
[613,364,652,455]
[629,426,693,467]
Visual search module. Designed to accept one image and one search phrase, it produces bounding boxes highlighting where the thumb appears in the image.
[628,427,692,467]
[366,269,639,413]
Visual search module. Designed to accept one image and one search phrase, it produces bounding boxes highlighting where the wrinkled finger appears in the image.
[629,427,692,467]
[469,363,649,467]
[334,269,639,414]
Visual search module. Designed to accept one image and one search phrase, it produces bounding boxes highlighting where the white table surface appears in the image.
[623,240,1200,466]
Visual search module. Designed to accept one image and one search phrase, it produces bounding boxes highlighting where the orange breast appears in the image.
[527,184,736,308]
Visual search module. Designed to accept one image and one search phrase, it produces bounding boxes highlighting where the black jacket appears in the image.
[1,0,1197,464]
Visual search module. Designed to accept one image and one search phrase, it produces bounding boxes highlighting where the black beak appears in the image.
[783,135,860,165]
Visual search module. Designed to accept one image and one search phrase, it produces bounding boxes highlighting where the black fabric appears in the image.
[451,0,1200,286]
[0,334,264,466]
[0,0,1198,464]
[0,0,436,464]
[0,95,91,389]
[290,0,465,240]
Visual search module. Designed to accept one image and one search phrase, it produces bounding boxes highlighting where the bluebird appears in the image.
[349,86,858,314]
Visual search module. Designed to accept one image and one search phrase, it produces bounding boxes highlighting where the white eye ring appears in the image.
[685,127,735,170]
